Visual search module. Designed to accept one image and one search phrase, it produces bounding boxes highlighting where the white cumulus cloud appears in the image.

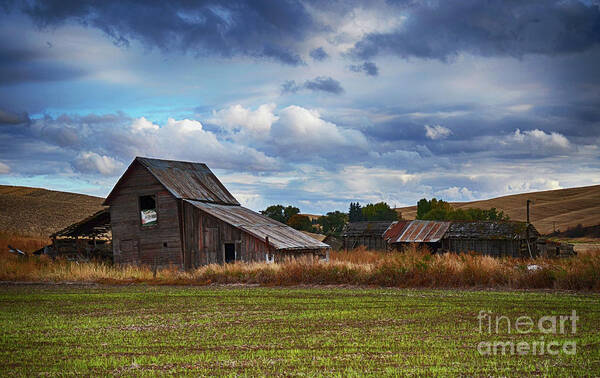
[72,152,123,176]
[425,124,452,140]
[510,129,570,149]
[0,161,10,174]
[208,103,278,135]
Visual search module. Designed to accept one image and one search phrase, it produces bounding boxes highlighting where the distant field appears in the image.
[0,185,104,237]
[0,285,598,375]
[396,184,600,234]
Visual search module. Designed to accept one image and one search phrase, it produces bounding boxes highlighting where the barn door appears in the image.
[203,227,219,264]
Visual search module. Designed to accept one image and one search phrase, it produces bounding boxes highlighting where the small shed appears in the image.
[342,221,393,250]
[442,221,540,257]
[104,157,328,269]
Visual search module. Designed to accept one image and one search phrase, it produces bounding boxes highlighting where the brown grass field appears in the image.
[396,184,600,234]
[1,246,599,291]
[0,185,104,237]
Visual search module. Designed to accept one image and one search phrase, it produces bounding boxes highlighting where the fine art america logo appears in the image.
[477,310,578,356]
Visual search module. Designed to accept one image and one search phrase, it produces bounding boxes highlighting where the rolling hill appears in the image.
[395,185,600,234]
[0,185,105,237]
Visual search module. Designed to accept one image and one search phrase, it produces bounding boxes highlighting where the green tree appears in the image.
[361,202,399,221]
[417,198,509,221]
[318,211,348,236]
[283,206,300,222]
[261,205,286,223]
[287,214,313,232]
[261,205,301,224]
[349,202,364,222]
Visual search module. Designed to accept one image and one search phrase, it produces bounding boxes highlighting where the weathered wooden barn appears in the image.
[342,221,393,250]
[103,157,329,269]
[384,220,542,257]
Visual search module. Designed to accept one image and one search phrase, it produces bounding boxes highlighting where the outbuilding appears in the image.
[384,220,542,257]
[342,221,393,250]
[103,157,329,269]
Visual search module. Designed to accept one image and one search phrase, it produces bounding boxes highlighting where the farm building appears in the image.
[301,231,343,251]
[47,209,112,260]
[342,221,393,250]
[103,157,329,269]
[384,220,543,257]
[383,220,450,252]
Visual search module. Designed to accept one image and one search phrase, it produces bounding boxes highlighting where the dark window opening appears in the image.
[225,243,235,263]
[139,195,157,226]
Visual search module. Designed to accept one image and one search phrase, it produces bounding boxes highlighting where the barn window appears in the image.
[265,252,274,264]
[139,195,157,226]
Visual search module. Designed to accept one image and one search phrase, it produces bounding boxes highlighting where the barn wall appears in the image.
[182,203,327,268]
[182,203,271,268]
[343,236,387,251]
[109,162,182,267]
[445,238,522,257]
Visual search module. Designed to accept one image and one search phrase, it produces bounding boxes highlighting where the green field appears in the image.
[0,285,598,376]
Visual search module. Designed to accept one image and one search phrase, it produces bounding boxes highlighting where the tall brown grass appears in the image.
[1,245,599,291]
[0,232,49,255]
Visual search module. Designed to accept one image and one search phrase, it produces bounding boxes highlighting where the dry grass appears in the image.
[0,185,104,236]
[1,245,599,291]
[0,232,49,255]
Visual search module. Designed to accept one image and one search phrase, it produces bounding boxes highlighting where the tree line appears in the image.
[260,198,508,237]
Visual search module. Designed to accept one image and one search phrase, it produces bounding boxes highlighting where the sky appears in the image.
[1,0,599,214]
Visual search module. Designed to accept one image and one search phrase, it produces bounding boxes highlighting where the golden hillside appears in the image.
[396,185,600,234]
[0,185,105,237]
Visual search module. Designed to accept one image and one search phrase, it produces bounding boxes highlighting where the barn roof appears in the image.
[384,220,451,243]
[342,221,394,237]
[185,200,330,251]
[104,157,239,205]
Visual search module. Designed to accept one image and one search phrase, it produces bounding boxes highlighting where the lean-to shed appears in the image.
[103,157,329,269]
[49,209,112,260]
[442,221,540,257]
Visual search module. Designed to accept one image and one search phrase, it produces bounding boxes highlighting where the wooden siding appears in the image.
[182,202,271,268]
[442,238,524,257]
[343,236,387,251]
[109,161,183,267]
[181,203,327,268]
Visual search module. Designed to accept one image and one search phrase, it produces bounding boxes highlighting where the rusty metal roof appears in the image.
[105,157,239,205]
[186,200,329,251]
[387,220,451,243]
[383,221,410,242]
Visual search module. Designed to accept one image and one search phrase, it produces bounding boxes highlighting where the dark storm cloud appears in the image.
[0,109,29,125]
[351,0,600,61]
[282,76,344,95]
[0,44,86,85]
[309,47,329,61]
[349,61,378,76]
[7,0,320,66]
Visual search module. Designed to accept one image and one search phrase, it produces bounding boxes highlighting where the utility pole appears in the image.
[526,199,532,224]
